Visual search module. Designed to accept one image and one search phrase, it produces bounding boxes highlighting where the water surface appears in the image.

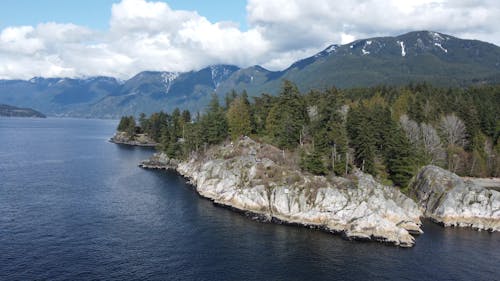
[0,118,498,280]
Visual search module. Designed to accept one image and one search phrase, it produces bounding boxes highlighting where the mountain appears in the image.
[0,77,121,117]
[0,31,499,118]
[81,65,240,118]
[223,31,500,93]
[0,104,46,118]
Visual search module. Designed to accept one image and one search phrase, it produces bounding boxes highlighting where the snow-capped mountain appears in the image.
[0,31,499,118]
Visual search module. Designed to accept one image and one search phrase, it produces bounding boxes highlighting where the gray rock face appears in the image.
[139,152,178,169]
[110,131,157,147]
[152,137,423,247]
[410,165,500,231]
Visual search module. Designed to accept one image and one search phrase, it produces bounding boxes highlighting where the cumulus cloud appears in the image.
[0,0,499,79]
[247,0,500,46]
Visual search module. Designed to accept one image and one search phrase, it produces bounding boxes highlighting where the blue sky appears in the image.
[0,0,248,30]
[1,0,499,79]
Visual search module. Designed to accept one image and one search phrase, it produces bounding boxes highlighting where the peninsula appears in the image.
[0,104,46,118]
[113,81,500,247]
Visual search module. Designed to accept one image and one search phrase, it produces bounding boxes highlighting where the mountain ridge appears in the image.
[1,31,499,118]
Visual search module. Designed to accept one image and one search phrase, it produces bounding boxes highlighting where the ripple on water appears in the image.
[0,118,498,281]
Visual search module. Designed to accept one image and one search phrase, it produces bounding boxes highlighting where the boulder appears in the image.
[410,165,500,231]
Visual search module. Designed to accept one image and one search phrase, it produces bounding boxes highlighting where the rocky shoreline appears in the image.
[139,152,179,169]
[139,137,423,247]
[132,137,498,247]
[410,166,500,232]
[109,131,158,147]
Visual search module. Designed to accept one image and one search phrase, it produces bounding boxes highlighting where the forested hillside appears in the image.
[2,31,500,118]
[117,81,500,187]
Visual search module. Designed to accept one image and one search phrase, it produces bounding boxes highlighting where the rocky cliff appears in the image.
[109,131,157,147]
[410,165,500,231]
[142,137,423,247]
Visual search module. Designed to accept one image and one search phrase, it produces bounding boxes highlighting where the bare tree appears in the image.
[420,123,445,164]
[400,114,446,165]
[400,114,420,146]
[439,114,467,147]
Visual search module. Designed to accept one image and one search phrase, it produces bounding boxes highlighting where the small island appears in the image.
[109,115,158,147]
[0,104,46,118]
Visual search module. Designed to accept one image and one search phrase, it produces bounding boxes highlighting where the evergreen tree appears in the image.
[117,116,136,136]
[138,113,147,132]
[253,93,276,135]
[171,108,182,140]
[384,121,416,187]
[181,110,191,123]
[300,148,327,175]
[227,96,252,140]
[202,94,228,144]
[347,104,376,174]
[225,90,238,109]
[266,80,307,149]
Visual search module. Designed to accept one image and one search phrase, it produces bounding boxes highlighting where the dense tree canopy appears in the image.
[118,81,500,187]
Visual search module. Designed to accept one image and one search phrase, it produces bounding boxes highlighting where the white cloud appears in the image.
[0,0,499,79]
[247,0,500,47]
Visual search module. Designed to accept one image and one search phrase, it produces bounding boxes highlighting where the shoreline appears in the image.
[109,138,158,147]
[139,162,417,247]
[123,137,498,247]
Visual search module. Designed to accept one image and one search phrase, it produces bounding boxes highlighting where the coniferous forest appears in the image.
[117,81,500,188]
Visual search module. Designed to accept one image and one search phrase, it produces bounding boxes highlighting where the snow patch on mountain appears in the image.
[325,44,338,53]
[161,72,179,93]
[429,31,445,42]
[210,65,235,89]
[315,45,338,58]
[397,41,406,57]
[434,43,448,53]
[361,41,371,55]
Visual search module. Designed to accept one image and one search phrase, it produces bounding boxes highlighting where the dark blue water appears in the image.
[0,118,498,281]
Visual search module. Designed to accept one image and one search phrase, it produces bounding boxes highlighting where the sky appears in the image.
[0,0,499,79]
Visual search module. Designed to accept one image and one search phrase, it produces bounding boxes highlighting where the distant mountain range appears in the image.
[0,104,46,118]
[1,31,499,118]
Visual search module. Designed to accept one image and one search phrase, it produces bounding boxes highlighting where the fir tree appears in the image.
[300,148,327,175]
[227,96,252,140]
[266,80,307,149]
[202,94,228,144]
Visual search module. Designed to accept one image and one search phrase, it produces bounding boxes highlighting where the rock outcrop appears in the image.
[109,131,157,147]
[410,165,500,231]
[139,152,179,169]
[142,137,423,247]
[462,177,500,192]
